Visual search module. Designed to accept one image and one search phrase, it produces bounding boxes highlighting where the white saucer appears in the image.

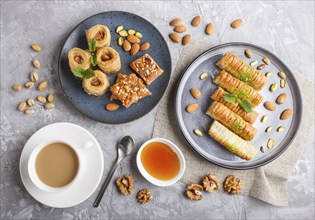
[19,122,104,208]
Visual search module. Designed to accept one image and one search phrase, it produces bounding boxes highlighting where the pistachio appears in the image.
[25,109,35,115]
[190,88,201,99]
[276,93,287,104]
[267,138,275,149]
[31,43,42,52]
[257,64,265,70]
[244,49,252,58]
[116,25,124,33]
[200,72,208,80]
[12,84,22,91]
[25,81,34,89]
[260,146,265,153]
[37,81,48,91]
[280,79,286,88]
[30,71,39,82]
[278,71,286,79]
[277,126,285,132]
[194,129,203,137]
[27,98,35,107]
[33,59,41,69]
[265,72,272,77]
[265,126,273,133]
[264,101,276,111]
[262,57,270,65]
[47,93,55,103]
[45,103,55,109]
[135,32,143,38]
[261,115,268,123]
[269,83,278,92]
[37,96,47,103]
[117,37,124,46]
[118,30,128,37]
[186,103,199,113]
[18,101,27,111]
[280,109,293,120]
[249,60,258,66]
[128,29,136,35]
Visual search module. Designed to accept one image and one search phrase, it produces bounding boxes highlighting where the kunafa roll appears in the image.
[206,101,257,141]
[208,120,258,160]
[86,24,111,48]
[210,87,259,124]
[96,47,121,74]
[214,70,263,107]
[82,70,109,96]
[68,47,91,72]
[216,52,268,91]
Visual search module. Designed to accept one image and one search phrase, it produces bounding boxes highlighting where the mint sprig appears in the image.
[72,68,95,79]
[90,56,97,67]
[223,93,253,113]
[88,39,97,67]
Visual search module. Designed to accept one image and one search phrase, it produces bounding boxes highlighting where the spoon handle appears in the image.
[93,158,120,207]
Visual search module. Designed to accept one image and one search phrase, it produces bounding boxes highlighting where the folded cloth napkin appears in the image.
[153,40,314,206]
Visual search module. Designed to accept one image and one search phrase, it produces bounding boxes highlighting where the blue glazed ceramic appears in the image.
[58,11,171,124]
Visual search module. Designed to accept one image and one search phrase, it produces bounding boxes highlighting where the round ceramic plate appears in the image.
[58,11,171,124]
[175,42,302,169]
[19,123,104,208]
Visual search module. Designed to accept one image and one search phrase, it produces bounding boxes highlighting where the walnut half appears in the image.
[202,173,220,193]
[186,183,203,201]
[137,189,153,204]
[116,175,134,195]
[224,175,244,195]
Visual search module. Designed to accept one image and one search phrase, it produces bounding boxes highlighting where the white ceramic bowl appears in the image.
[136,138,185,187]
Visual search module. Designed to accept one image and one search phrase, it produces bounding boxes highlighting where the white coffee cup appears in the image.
[27,140,93,193]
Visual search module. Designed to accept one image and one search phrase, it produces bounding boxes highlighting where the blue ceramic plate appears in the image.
[58,11,171,124]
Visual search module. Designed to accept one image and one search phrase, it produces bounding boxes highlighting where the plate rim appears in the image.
[57,11,172,124]
[174,42,303,170]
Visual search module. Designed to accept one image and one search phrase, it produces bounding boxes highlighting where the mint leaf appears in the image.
[84,68,94,79]
[239,99,253,113]
[72,68,85,78]
[223,93,238,103]
[88,39,96,53]
[90,56,97,67]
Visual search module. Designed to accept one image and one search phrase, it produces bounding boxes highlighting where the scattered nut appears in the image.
[37,96,47,103]
[265,72,272,77]
[191,16,201,27]
[37,81,48,91]
[25,109,35,115]
[27,98,35,107]
[122,40,131,51]
[169,33,180,43]
[128,29,136,35]
[31,43,42,52]
[137,189,153,204]
[262,57,270,65]
[127,35,140,44]
[260,146,265,153]
[45,103,55,109]
[249,60,258,66]
[244,49,252,58]
[269,83,278,92]
[30,71,39,82]
[186,103,198,113]
[116,175,134,195]
[261,115,268,123]
[117,37,124,46]
[169,18,182,26]
[106,103,120,111]
[18,101,27,111]
[230,19,243,29]
[33,59,41,69]
[280,109,293,120]
[267,138,275,149]
[186,183,203,201]
[118,30,128,37]
[193,129,202,137]
[265,126,273,133]
[47,93,55,103]
[224,175,243,195]
[12,84,22,91]
[257,64,265,70]
[24,81,34,89]
[174,25,186,33]
[182,34,191,46]
[280,79,286,88]
[264,101,276,111]
[276,93,287,104]
[116,25,124,33]
[200,72,208,80]
[202,174,220,193]
[135,32,143,38]
[140,42,150,51]
[278,71,286,79]
[277,126,286,132]
[190,88,201,99]
[205,23,215,35]
[130,43,140,56]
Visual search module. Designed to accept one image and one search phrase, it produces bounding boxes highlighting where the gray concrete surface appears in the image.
[1,1,314,219]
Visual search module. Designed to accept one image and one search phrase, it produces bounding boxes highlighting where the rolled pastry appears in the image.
[82,70,109,96]
[216,52,268,91]
[214,70,263,107]
[68,47,91,72]
[206,101,257,141]
[96,47,121,74]
[210,87,259,124]
[208,120,258,160]
[86,24,110,48]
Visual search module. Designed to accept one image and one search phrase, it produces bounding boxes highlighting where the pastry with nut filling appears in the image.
[96,47,121,74]
[68,47,91,72]
[82,70,109,96]
[86,24,111,48]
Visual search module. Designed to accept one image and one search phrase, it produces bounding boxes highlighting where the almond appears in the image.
[182,34,191,46]
[190,88,201,99]
[205,23,214,35]
[174,25,186,33]
[263,101,276,111]
[231,19,243,29]
[122,40,131,51]
[127,35,140,44]
[276,93,287,104]
[130,43,140,56]
[169,18,182,26]
[106,103,120,111]
[169,33,180,43]
[280,109,293,120]
[140,42,150,51]
[31,44,42,52]
[186,103,199,113]
[191,16,201,27]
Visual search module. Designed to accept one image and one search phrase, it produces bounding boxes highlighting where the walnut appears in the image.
[137,189,153,204]
[224,175,244,195]
[202,173,220,193]
[116,175,134,195]
[186,183,203,201]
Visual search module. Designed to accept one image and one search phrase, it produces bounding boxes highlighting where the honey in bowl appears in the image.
[140,142,180,181]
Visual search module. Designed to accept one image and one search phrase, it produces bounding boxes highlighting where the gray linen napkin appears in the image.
[152,41,314,206]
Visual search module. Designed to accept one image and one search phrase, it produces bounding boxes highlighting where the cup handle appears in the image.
[80,141,93,150]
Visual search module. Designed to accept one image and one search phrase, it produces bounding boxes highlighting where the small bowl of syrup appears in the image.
[136,138,185,187]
